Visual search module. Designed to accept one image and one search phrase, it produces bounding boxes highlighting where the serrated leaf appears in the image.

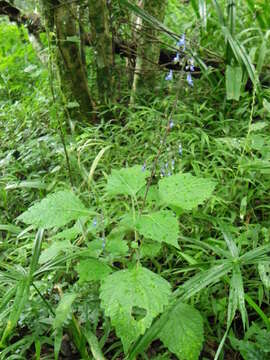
[159,173,216,211]
[76,258,112,283]
[140,241,161,258]
[18,191,92,229]
[159,302,204,360]
[39,240,71,264]
[105,238,129,256]
[136,210,179,248]
[52,225,81,241]
[53,293,77,329]
[250,122,268,132]
[106,166,150,197]
[100,266,171,353]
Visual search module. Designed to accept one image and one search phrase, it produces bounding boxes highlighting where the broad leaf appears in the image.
[159,173,216,211]
[76,259,112,283]
[18,191,92,229]
[39,240,71,264]
[140,241,161,258]
[105,238,129,256]
[53,292,77,329]
[106,166,150,197]
[226,65,242,101]
[136,210,179,248]
[100,266,171,352]
[159,302,204,360]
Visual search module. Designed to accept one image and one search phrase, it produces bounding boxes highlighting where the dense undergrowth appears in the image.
[1,1,270,359]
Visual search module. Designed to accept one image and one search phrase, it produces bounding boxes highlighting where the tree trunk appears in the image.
[132,0,168,95]
[54,2,95,121]
[88,0,114,104]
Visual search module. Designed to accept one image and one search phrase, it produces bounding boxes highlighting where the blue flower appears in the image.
[165,69,173,81]
[169,120,174,129]
[177,34,186,50]
[186,72,193,86]
[179,144,183,156]
[142,161,146,172]
[173,52,180,63]
[92,218,97,227]
[102,236,106,250]
[161,167,165,177]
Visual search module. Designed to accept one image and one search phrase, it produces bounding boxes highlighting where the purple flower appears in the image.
[165,69,173,81]
[187,72,193,86]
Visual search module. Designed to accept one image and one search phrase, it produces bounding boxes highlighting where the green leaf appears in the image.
[199,0,207,29]
[105,238,129,256]
[128,262,232,359]
[53,292,77,329]
[39,240,72,264]
[159,303,204,360]
[258,263,270,289]
[263,99,270,114]
[106,166,150,197]
[226,65,242,101]
[136,210,179,248]
[140,241,161,258]
[228,265,247,329]
[159,173,216,211]
[76,259,112,283]
[221,26,258,87]
[250,122,268,132]
[100,266,171,353]
[18,191,92,229]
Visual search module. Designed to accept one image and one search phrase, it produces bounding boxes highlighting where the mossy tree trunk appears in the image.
[88,0,114,105]
[132,0,168,95]
[54,2,95,120]
[40,0,95,121]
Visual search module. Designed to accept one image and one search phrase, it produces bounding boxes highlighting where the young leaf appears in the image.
[76,259,112,283]
[136,210,179,248]
[18,191,92,229]
[159,302,204,360]
[100,266,171,353]
[159,173,216,211]
[106,166,150,197]
[53,292,77,329]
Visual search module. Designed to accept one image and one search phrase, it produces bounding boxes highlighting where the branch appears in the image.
[0,2,218,74]
[0,1,43,34]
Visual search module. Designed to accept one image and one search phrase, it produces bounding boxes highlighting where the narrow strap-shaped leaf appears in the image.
[83,328,106,360]
[221,26,258,87]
